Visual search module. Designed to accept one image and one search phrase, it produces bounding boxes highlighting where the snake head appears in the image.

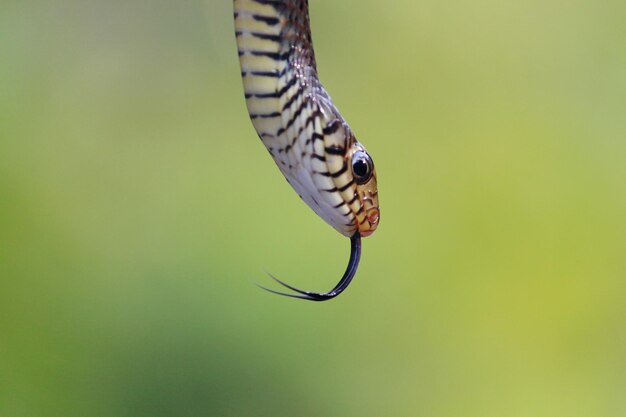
[294,117,380,239]
[345,143,379,237]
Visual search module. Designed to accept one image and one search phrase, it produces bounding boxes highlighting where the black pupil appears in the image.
[353,158,369,178]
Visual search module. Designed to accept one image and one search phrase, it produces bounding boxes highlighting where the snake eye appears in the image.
[351,151,373,184]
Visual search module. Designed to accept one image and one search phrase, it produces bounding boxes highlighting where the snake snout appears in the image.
[359,207,380,237]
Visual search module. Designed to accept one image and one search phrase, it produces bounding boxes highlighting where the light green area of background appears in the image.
[1,1,625,416]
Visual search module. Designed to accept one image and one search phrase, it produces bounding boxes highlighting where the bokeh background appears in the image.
[1,0,625,416]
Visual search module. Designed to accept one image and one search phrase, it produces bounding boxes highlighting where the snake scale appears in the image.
[234,0,380,300]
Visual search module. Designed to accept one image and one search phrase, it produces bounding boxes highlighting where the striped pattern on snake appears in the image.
[234,0,379,237]
[234,0,380,301]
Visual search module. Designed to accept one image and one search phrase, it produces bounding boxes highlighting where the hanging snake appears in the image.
[234,0,380,301]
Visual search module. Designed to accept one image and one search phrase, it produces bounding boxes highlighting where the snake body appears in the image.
[234,0,379,300]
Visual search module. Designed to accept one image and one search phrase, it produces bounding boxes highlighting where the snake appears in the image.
[234,0,380,301]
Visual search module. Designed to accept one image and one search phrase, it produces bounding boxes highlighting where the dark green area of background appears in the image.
[1,1,625,416]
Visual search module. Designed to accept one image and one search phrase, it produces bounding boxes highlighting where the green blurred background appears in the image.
[1,0,625,416]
